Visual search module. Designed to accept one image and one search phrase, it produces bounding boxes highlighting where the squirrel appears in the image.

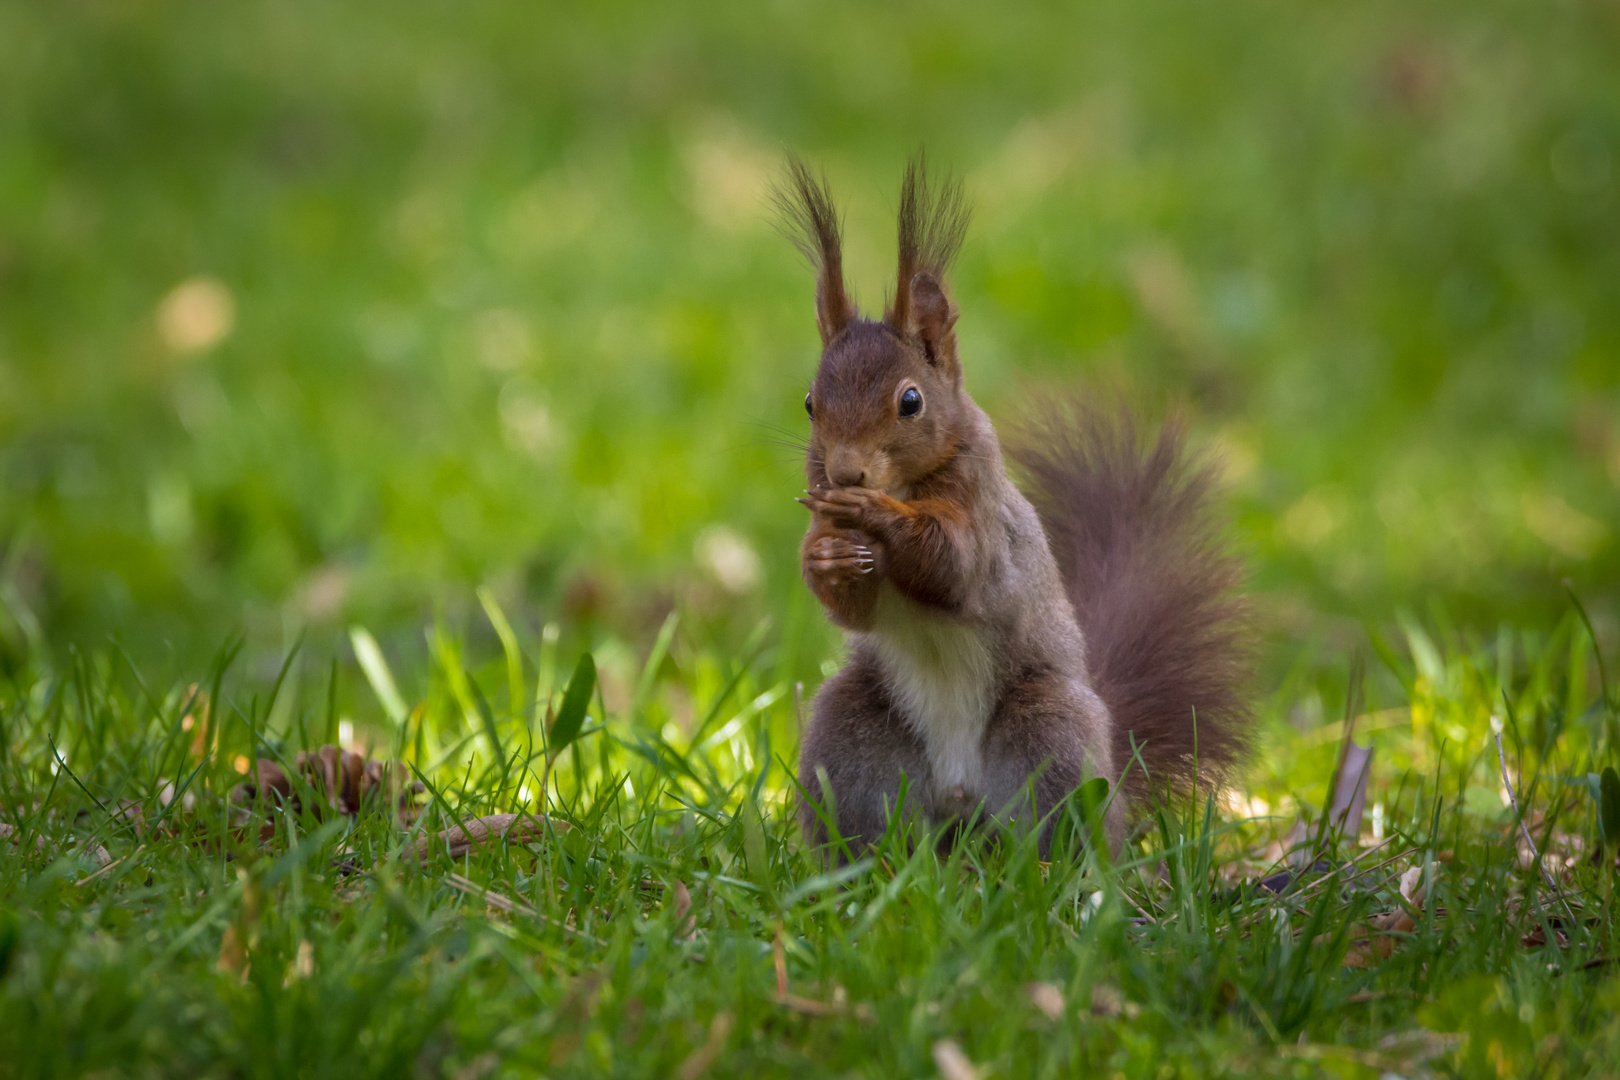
[778,154,1253,856]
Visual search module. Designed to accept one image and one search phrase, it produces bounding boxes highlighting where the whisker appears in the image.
[745,420,811,454]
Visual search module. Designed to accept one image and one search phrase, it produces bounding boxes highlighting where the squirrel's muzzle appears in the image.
[825,446,868,488]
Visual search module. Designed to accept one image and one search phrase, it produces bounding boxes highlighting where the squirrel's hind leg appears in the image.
[981,677,1124,858]
[797,656,929,860]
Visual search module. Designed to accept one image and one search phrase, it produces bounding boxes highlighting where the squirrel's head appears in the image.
[776,154,971,496]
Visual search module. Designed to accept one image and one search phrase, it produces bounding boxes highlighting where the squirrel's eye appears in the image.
[804,393,814,419]
[898,387,923,418]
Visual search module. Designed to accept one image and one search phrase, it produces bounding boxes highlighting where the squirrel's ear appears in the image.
[904,271,960,378]
[886,152,969,377]
[773,156,854,345]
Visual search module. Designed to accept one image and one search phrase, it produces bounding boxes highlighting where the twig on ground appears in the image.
[769,921,868,1018]
[677,1011,733,1080]
[414,812,570,861]
[1288,836,1403,900]
[77,844,145,886]
[1345,989,1424,1003]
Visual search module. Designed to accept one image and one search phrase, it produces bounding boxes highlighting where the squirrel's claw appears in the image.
[804,533,879,585]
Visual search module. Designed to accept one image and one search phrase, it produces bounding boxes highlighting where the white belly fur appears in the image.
[864,588,998,795]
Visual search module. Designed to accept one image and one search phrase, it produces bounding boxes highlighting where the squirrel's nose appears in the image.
[825,447,866,488]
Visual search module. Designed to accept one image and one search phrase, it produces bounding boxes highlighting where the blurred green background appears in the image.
[1,0,1616,684]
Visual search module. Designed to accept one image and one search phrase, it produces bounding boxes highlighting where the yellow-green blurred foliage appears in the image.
[1,0,1616,675]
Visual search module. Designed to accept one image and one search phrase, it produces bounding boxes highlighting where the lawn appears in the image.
[2,607,1619,1077]
[2,0,1619,1076]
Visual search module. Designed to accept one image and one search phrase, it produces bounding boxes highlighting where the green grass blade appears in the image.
[546,652,596,762]
[1601,766,1620,848]
[349,626,408,727]
[632,608,679,716]
[476,586,526,720]
[468,676,506,776]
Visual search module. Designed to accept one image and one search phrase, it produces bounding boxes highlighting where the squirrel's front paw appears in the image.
[803,535,875,584]
[798,486,906,532]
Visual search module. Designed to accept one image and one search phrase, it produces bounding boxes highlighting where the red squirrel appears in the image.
[781,154,1252,855]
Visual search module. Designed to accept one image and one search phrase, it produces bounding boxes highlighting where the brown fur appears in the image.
[1008,405,1254,803]
[796,656,929,847]
[779,154,1252,858]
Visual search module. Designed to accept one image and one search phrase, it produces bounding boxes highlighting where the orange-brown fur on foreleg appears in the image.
[801,484,973,615]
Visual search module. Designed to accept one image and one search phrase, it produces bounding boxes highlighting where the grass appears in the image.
[4,602,1619,1078]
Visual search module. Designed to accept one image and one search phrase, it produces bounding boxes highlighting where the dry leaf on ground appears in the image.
[670,879,694,938]
[1026,982,1065,1021]
[1399,865,1425,910]
[932,1039,985,1080]
[1342,909,1417,967]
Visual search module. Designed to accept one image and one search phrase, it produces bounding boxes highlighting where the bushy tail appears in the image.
[1010,402,1253,805]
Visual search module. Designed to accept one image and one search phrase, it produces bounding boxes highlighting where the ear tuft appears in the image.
[887,152,970,375]
[772,154,855,345]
